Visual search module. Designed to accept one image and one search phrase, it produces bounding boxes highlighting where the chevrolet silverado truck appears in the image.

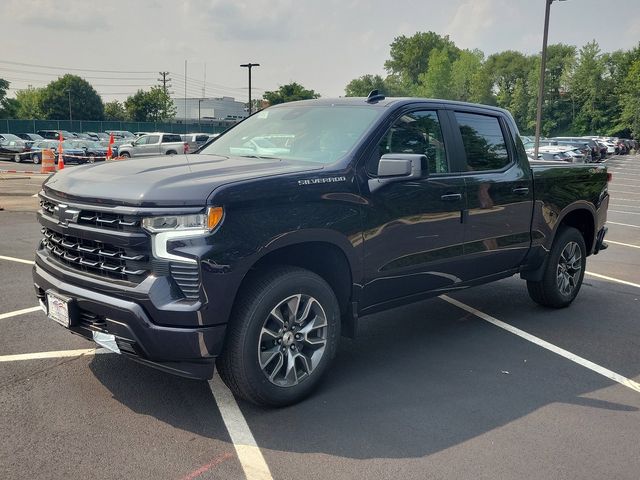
[117,132,187,158]
[33,93,609,406]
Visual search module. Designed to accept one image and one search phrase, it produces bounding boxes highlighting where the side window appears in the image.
[372,110,448,175]
[147,135,161,144]
[454,112,510,171]
[135,136,148,145]
[162,134,181,143]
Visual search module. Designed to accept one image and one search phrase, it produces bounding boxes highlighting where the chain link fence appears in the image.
[1,119,232,135]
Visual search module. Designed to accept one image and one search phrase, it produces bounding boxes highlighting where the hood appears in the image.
[43,153,323,207]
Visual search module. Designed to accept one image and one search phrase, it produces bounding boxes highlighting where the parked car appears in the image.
[37,130,75,140]
[29,140,88,164]
[181,133,212,152]
[68,140,109,162]
[117,133,187,157]
[133,131,152,137]
[105,130,136,140]
[33,95,610,406]
[84,132,109,141]
[16,133,45,148]
[0,136,30,162]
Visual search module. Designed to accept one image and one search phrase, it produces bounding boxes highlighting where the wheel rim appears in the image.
[258,294,328,388]
[33,156,40,164]
[556,241,582,296]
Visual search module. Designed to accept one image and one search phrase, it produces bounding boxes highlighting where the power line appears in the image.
[0,67,156,81]
[0,59,155,74]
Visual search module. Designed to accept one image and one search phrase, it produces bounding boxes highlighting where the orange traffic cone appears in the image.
[58,154,65,170]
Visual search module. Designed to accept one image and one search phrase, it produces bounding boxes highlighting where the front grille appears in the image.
[79,310,107,331]
[41,227,149,283]
[40,199,140,232]
[170,263,201,300]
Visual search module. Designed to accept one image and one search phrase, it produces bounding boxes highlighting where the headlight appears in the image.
[142,207,223,232]
[143,207,223,263]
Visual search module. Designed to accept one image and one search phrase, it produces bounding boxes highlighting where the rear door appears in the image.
[449,109,534,279]
[360,107,467,310]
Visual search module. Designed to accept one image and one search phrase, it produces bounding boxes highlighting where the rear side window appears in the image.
[146,135,160,144]
[196,135,209,142]
[162,134,181,143]
[455,112,510,172]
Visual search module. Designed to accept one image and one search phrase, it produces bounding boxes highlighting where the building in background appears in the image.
[172,96,248,124]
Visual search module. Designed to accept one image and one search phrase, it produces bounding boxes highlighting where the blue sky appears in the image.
[1,0,638,100]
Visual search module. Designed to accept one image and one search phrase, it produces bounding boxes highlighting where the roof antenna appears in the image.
[366,89,385,104]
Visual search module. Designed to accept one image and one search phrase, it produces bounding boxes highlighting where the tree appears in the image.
[263,82,320,105]
[417,47,455,99]
[570,41,608,134]
[39,74,104,120]
[486,51,536,109]
[104,100,128,121]
[617,59,640,138]
[0,78,15,118]
[15,87,44,119]
[384,32,459,87]
[124,86,176,122]
[345,74,387,97]
[449,49,493,103]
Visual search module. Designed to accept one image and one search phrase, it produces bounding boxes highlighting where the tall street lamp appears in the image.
[534,0,567,160]
[240,63,260,115]
[198,98,205,127]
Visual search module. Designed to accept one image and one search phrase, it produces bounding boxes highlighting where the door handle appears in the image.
[512,187,530,195]
[440,193,462,202]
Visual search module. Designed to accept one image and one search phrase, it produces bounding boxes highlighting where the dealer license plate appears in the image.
[47,293,70,327]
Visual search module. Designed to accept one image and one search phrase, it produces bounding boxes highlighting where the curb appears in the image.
[0,170,49,175]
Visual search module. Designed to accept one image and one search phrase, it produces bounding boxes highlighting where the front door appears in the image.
[360,109,467,311]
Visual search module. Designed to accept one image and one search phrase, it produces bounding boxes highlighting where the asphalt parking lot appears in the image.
[1,156,639,480]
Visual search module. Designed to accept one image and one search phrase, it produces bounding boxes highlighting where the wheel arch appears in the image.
[555,204,596,254]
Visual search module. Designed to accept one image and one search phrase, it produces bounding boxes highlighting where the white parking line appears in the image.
[585,272,640,289]
[0,255,35,265]
[0,348,109,362]
[610,210,640,215]
[606,240,640,249]
[0,344,273,480]
[440,295,640,394]
[609,205,640,209]
[0,306,41,320]
[209,375,273,480]
[609,221,640,229]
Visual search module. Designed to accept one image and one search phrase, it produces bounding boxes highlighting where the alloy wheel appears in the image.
[258,294,328,388]
[556,241,582,296]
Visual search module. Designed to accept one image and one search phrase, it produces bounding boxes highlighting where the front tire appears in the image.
[217,266,340,407]
[527,226,586,308]
[120,152,130,158]
[14,153,21,163]
[31,154,41,165]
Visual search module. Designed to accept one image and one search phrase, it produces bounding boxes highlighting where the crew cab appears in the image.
[33,94,609,406]
[117,132,188,157]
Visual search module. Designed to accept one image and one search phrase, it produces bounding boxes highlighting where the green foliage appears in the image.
[345,33,640,138]
[15,87,44,119]
[0,78,14,118]
[385,32,459,86]
[345,74,387,97]
[124,86,176,122]
[263,82,320,105]
[40,74,104,120]
[104,100,128,121]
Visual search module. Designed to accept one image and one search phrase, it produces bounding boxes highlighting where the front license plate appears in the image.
[47,293,70,327]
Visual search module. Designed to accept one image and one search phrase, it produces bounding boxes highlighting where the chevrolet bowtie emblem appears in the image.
[54,203,80,225]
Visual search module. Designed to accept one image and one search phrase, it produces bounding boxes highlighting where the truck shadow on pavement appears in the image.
[89,289,638,460]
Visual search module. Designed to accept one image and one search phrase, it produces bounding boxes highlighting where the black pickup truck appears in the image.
[33,94,609,406]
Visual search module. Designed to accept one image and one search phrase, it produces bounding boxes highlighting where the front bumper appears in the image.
[33,261,225,380]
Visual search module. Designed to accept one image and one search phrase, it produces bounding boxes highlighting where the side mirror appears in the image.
[369,153,426,192]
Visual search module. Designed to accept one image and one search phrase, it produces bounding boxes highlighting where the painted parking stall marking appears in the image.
[440,295,640,394]
[0,306,41,320]
[0,255,35,265]
[0,347,110,362]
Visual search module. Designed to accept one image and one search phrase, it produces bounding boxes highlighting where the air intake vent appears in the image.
[170,263,201,300]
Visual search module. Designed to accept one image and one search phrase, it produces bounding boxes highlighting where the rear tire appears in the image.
[527,226,586,308]
[14,153,21,163]
[216,266,340,407]
[32,154,41,165]
[166,150,177,155]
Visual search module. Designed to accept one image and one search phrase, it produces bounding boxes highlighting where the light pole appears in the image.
[240,63,260,115]
[534,0,567,160]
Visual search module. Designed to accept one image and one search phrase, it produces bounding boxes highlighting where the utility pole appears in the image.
[240,63,260,115]
[158,71,172,121]
[67,89,72,122]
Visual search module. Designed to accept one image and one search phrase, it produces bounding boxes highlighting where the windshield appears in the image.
[200,105,381,164]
